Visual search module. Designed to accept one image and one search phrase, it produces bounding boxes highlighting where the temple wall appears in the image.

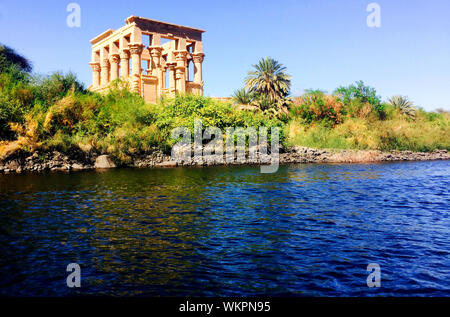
[186,82,203,96]
[141,76,158,103]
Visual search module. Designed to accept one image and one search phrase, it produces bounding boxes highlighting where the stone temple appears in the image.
[88,16,205,103]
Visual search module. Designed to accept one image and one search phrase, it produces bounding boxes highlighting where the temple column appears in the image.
[120,50,130,79]
[129,44,145,94]
[174,50,188,94]
[192,53,205,85]
[167,63,176,95]
[150,46,163,97]
[100,58,110,87]
[110,54,120,81]
[162,65,168,90]
[149,46,163,75]
[89,62,101,88]
[175,67,186,93]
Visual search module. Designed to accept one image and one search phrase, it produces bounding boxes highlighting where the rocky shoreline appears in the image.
[0,146,448,174]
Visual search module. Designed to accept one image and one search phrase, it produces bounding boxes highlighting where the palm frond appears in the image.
[232,88,254,105]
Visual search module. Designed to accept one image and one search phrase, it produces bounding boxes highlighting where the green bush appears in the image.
[0,71,34,139]
[291,90,345,127]
[155,94,286,151]
[334,80,386,119]
[32,72,86,109]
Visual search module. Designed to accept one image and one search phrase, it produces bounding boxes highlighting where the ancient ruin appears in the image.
[88,16,205,103]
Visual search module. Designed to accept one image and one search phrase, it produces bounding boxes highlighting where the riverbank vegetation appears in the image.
[0,46,285,164]
[287,84,450,152]
[1,44,449,164]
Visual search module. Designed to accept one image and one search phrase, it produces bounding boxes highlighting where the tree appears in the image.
[334,80,386,119]
[232,88,255,105]
[334,80,381,107]
[388,95,416,118]
[0,44,32,73]
[244,57,291,104]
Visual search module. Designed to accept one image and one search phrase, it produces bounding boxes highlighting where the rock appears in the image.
[156,161,177,168]
[71,163,85,170]
[94,155,117,169]
[7,160,20,170]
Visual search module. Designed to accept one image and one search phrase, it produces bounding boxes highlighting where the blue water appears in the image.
[0,161,449,296]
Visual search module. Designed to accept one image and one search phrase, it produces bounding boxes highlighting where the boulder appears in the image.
[94,155,116,169]
[156,161,177,168]
[71,163,85,170]
[6,160,20,170]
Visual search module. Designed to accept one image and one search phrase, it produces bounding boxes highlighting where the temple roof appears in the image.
[125,16,206,33]
[90,29,114,44]
[90,16,205,45]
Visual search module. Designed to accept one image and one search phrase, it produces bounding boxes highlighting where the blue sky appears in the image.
[0,0,449,110]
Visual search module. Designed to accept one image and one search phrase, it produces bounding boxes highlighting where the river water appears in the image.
[0,161,449,296]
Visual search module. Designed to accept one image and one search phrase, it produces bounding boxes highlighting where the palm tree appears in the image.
[244,57,291,104]
[232,88,255,105]
[388,95,416,118]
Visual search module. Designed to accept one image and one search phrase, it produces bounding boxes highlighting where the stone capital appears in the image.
[110,54,120,64]
[129,43,145,55]
[120,49,130,59]
[89,62,100,72]
[149,46,163,57]
[192,53,205,63]
[174,50,189,61]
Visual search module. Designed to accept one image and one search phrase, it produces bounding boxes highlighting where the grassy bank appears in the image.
[287,88,450,152]
[1,45,449,165]
[0,69,284,164]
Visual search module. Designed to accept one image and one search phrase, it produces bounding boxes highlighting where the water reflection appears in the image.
[0,161,449,296]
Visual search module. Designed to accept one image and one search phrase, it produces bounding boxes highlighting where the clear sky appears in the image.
[0,0,449,110]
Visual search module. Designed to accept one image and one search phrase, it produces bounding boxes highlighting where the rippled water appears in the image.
[0,161,449,296]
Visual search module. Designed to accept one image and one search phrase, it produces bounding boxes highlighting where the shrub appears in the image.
[155,94,286,150]
[287,113,450,152]
[334,80,386,119]
[291,90,345,127]
[0,71,34,139]
[31,72,86,108]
